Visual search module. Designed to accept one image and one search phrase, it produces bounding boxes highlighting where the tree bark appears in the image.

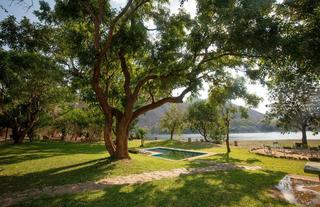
[202,127,209,142]
[61,128,66,141]
[27,127,35,142]
[203,135,209,142]
[12,127,27,144]
[103,119,116,158]
[225,113,231,153]
[226,129,231,153]
[114,122,130,159]
[301,124,308,146]
[5,128,8,141]
[170,130,174,140]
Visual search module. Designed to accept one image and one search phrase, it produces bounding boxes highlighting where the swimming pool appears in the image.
[144,147,207,160]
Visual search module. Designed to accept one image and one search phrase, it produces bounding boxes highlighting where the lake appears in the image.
[148,132,320,141]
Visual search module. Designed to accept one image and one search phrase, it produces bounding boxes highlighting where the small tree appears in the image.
[136,128,147,147]
[160,104,185,140]
[209,77,261,153]
[187,100,219,142]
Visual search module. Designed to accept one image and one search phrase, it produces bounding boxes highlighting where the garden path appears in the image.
[0,163,261,207]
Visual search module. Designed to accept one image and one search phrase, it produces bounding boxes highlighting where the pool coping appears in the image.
[142,147,215,161]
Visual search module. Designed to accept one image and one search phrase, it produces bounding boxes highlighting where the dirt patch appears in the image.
[267,187,285,200]
[250,147,320,161]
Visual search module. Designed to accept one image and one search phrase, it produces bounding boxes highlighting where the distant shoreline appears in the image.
[148,131,320,141]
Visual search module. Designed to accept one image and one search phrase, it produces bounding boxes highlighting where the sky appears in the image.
[0,0,270,113]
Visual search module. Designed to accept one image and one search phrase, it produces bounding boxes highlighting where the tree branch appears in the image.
[133,68,185,98]
[118,51,132,97]
[199,51,266,65]
[111,107,123,120]
[100,0,133,57]
[131,86,192,121]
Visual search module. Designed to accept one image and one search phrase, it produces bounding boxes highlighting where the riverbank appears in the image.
[225,139,320,149]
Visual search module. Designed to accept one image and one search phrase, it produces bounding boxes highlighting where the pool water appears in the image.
[145,147,207,160]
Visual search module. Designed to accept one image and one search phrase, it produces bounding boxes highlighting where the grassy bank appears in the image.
[0,140,310,206]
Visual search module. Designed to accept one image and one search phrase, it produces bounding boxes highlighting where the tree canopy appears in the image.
[2,0,318,159]
[32,0,280,159]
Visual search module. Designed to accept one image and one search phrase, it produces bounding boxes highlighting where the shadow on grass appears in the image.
[0,141,106,165]
[0,157,115,195]
[142,140,219,150]
[210,153,262,164]
[18,168,290,207]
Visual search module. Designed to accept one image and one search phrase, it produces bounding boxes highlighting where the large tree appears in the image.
[36,0,278,159]
[266,70,320,146]
[0,16,64,144]
[253,0,320,146]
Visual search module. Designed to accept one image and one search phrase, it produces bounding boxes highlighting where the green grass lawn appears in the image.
[0,140,309,206]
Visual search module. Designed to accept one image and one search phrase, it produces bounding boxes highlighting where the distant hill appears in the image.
[137,103,278,133]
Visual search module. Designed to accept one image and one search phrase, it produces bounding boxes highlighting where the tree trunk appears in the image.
[5,128,8,141]
[113,117,131,159]
[114,128,130,159]
[61,128,66,141]
[203,135,209,142]
[12,128,26,144]
[226,130,231,153]
[27,127,35,142]
[302,125,308,146]
[170,130,174,140]
[201,128,209,142]
[226,119,231,153]
[103,119,116,158]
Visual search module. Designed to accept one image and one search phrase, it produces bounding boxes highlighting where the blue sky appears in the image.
[0,0,49,21]
[0,0,270,113]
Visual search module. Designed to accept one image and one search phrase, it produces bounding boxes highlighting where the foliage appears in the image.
[53,105,105,142]
[0,50,64,143]
[135,127,147,147]
[135,128,147,140]
[276,0,320,76]
[248,0,320,145]
[33,0,280,158]
[0,16,66,143]
[160,104,185,140]
[187,100,220,142]
[266,69,320,145]
[209,76,261,152]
